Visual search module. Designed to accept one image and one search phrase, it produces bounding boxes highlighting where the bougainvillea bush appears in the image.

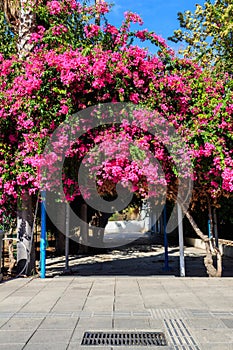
[0,0,232,240]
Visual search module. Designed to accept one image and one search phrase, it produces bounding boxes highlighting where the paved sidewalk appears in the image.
[1,274,233,350]
[45,244,233,278]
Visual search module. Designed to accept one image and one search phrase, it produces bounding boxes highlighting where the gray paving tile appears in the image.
[191,328,232,343]
[24,343,68,350]
[0,330,30,343]
[0,319,8,328]
[198,344,233,350]
[28,329,73,344]
[1,269,233,349]
[39,317,77,330]
[51,301,84,313]
[69,327,84,343]
[114,304,145,311]
[187,318,226,329]
[68,345,111,350]
[148,319,165,329]
[20,302,59,313]
[113,318,150,329]
[0,344,24,350]
[75,317,113,330]
[1,317,43,330]
[111,348,173,350]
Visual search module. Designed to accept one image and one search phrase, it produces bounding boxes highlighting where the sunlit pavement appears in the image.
[0,243,233,349]
[45,243,232,278]
[1,276,233,349]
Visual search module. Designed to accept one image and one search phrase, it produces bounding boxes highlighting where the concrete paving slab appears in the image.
[28,329,73,344]
[149,319,166,329]
[0,330,31,343]
[1,245,233,350]
[24,343,69,350]
[198,344,233,350]
[191,328,232,343]
[186,318,226,329]
[68,345,112,350]
[75,317,113,331]
[1,317,43,330]
[0,299,30,313]
[51,301,85,313]
[0,318,9,328]
[39,317,77,330]
[0,344,24,350]
[113,318,150,329]
[69,328,85,343]
[111,348,174,350]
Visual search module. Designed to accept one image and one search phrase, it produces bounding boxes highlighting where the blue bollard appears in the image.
[40,191,46,278]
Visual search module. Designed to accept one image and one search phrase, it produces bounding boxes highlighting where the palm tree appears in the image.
[17,0,36,57]
[0,0,20,34]
[95,0,100,25]
[1,0,36,275]
[1,0,36,57]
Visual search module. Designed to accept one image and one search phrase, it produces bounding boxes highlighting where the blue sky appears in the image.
[106,0,205,53]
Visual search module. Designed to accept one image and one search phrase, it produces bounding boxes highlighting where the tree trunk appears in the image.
[10,0,36,275]
[213,208,222,276]
[17,0,36,58]
[17,192,36,275]
[184,208,222,277]
[89,210,111,249]
[8,239,16,275]
[2,1,37,275]
[95,0,100,25]
[0,0,20,34]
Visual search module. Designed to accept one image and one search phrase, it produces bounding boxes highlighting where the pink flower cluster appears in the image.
[84,24,100,39]
[95,0,110,15]
[222,167,233,192]
[0,0,232,222]
[47,1,62,15]
[30,26,46,43]
[52,24,68,36]
[124,11,144,25]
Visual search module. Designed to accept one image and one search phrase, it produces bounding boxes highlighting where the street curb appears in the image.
[185,237,233,259]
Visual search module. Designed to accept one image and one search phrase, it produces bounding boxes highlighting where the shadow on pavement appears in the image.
[45,244,233,278]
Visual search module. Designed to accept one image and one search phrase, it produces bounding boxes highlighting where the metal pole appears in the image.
[178,204,185,277]
[207,203,213,239]
[213,208,219,248]
[0,230,3,282]
[65,202,70,271]
[208,219,212,239]
[40,191,46,278]
[163,204,169,270]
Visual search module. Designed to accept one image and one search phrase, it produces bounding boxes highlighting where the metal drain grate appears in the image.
[81,331,167,346]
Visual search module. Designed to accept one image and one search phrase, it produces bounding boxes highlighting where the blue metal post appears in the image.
[163,204,169,270]
[40,191,46,278]
[208,219,212,239]
[65,202,70,272]
[213,208,219,248]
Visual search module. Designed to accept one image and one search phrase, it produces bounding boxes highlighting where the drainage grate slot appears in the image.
[81,331,167,346]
